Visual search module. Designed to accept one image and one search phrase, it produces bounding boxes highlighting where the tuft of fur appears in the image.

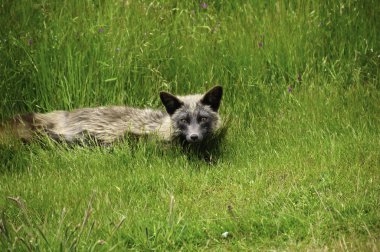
[2,86,223,145]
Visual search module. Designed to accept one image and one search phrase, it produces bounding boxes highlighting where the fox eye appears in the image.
[200,116,208,122]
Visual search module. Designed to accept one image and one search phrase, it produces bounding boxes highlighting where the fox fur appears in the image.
[2,86,223,145]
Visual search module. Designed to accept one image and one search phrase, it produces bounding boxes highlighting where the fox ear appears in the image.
[160,91,184,115]
[200,86,223,111]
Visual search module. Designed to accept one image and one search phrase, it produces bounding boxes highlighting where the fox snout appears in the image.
[187,132,203,143]
[190,134,199,141]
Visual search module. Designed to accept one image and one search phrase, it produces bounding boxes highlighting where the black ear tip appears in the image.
[159,91,169,101]
[210,86,223,96]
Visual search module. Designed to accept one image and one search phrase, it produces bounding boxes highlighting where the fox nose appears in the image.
[190,134,199,141]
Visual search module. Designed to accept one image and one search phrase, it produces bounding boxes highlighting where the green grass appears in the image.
[1,0,379,250]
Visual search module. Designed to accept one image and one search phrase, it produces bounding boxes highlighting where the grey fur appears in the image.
[9,86,223,144]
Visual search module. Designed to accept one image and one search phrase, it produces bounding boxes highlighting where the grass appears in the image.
[0,0,379,250]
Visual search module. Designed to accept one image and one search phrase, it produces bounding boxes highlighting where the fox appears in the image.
[1,86,223,145]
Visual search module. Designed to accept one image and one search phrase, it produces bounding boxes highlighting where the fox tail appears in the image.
[0,113,37,144]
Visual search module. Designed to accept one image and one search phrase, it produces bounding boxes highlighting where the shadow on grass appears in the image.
[173,120,230,165]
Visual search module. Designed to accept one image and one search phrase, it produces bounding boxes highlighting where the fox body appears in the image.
[4,86,223,144]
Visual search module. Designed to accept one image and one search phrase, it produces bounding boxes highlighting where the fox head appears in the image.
[160,86,223,143]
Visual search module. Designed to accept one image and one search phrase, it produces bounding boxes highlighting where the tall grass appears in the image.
[0,0,379,250]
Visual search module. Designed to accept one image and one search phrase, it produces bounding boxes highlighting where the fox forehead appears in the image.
[176,94,203,109]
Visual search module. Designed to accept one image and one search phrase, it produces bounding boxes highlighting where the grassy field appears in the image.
[1,0,379,250]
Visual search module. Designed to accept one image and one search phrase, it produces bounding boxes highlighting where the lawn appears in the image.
[0,0,379,250]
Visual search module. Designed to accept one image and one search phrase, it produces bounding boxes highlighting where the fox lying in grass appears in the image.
[1,86,223,145]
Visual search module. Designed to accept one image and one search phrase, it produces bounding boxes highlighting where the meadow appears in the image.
[0,0,379,250]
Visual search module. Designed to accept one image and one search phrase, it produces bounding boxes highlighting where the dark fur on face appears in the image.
[160,86,223,143]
